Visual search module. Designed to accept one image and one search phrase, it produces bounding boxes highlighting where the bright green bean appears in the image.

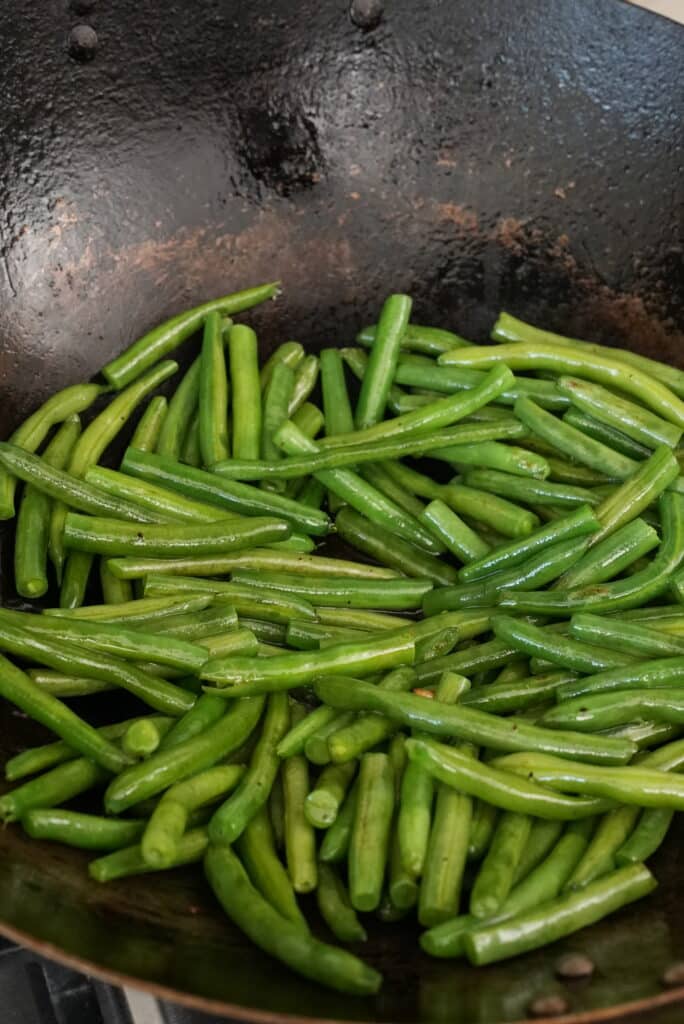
[156,357,201,459]
[229,323,262,461]
[349,752,394,912]
[355,294,412,429]
[199,312,230,465]
[470,812,532,919]
[554,517,659,589]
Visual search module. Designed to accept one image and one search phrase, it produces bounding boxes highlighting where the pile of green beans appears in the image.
[3,287,684,995]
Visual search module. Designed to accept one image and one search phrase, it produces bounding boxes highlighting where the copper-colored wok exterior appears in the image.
[0,0,682,1020]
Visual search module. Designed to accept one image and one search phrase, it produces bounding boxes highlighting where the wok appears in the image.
[0,0,683,1020]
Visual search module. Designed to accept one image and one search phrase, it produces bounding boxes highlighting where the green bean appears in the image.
[205,844,380,994]
[571,613,684,661]
[544,455,613,487]
[316,862,367,942]
[0,381,105,519]
[359,460,428,519]
[441,332,684,427]
[15,416,81,598]
[392,353,569,411]
[463,467,599,510]
[99,558,133,605]
[282,750,317,893]
[91,827,209,882]
[319,781,358,863]
[422,819,594,958]
[236,805,307,928]
[56,359,180,600]
[468,801,498,861]
[261,361,295,469]
[460,671,577,714]
[63,512,289,557]
[288,355,320,416]
[556,653,684,703]
[0,653,129,773]
[85,466,225,524]
[122,718,163,758]
[22,810,145,851]
[113,548,397,583]
[208,422,527,483]
[227,323,262,460]
[359,322,470,356]
[413,639,525,686]
[616,808,674,865]
[286,621,359,650]
[317,677,635,764]
[439,440,551,479]
[304,713,356,766]
[493,750,684,809]
[292,402,324,441]
[141,764,245,867]
[275,424,441,553]
[0,757,109,823]
[0,617,195,715]
[260,341,304,392]
[230,569,432,611]
[320,364,516,453]
[324,668,416,764]
[495,660,531,685]
[5,714,172,781]
[181,410,202,467]
[491,616,634,674]
[121,447,330,536]
[0,443,153,528]
[102,284,278,389]
[557,375,682,449]
[355,294,412,428]
[156,357,201,459]
[202,634,415,695]
[1,607,211,673]
[512,819,564,885]
[554,517,659,589]
[546,688,684,733]
[564,805,640,890]
[305,762,357,829]
[208,694,290,844]
[142,574,317,624]
[147,606,238,642]
[419,499,490,563]
[316,607,408,631]
[349,752,394,911]
[130,394,168,453]
[515,396,637,479]
[418,745,475,926]
[332,507,454,585]
[44,594,212,624]
[562,408,652,463]
[296,477,326,509]
[388,733,407,800]
[406,739,607,819]
[380,461,539,539]
[197,312,230,464]
[492,311,684,399]
[470,812,533,919]
[423,535,592,615]
[591,446,679,544]
[501,490,684,615]
[388,825,419,911]
[465,862,656,966]
[159,693,226,750]
[104,697,264,813]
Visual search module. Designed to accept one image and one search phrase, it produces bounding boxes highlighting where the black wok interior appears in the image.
[0,0,683,1020]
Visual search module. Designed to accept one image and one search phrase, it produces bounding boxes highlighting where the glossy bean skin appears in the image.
[201,635,415,695]
[590,446,679,544]
[0,757,110,823]
[316,862,367,942]
[22,809,145,851]
[557,375,683,449]
[199,313,230,465]
[406,739,608,819]
[260,341,304,393]
[261,361,295,467]
[204,844,381,995]
[355,294,412,429]
[314,677,635,765]
[491,616,635,674]
[101,284,279,389]
[130,394,168,453]
[469,812,532,920]
[90,828,210,882]
[121,447,330,537]
[15,416,81,599]
[464,863,656,966]
[157,357,201,459]
[420,499,490,563]
[208,694,290,844]
[104,697,264,814]
[229,323,262,461]
[236,805,307,929]
[358,322,470,357]
[230,568,433,611]
[554,517,659,589]
[499,492,684,615]
[439,336,684,427]
[348,753,395,912]
[0,382,104,519]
